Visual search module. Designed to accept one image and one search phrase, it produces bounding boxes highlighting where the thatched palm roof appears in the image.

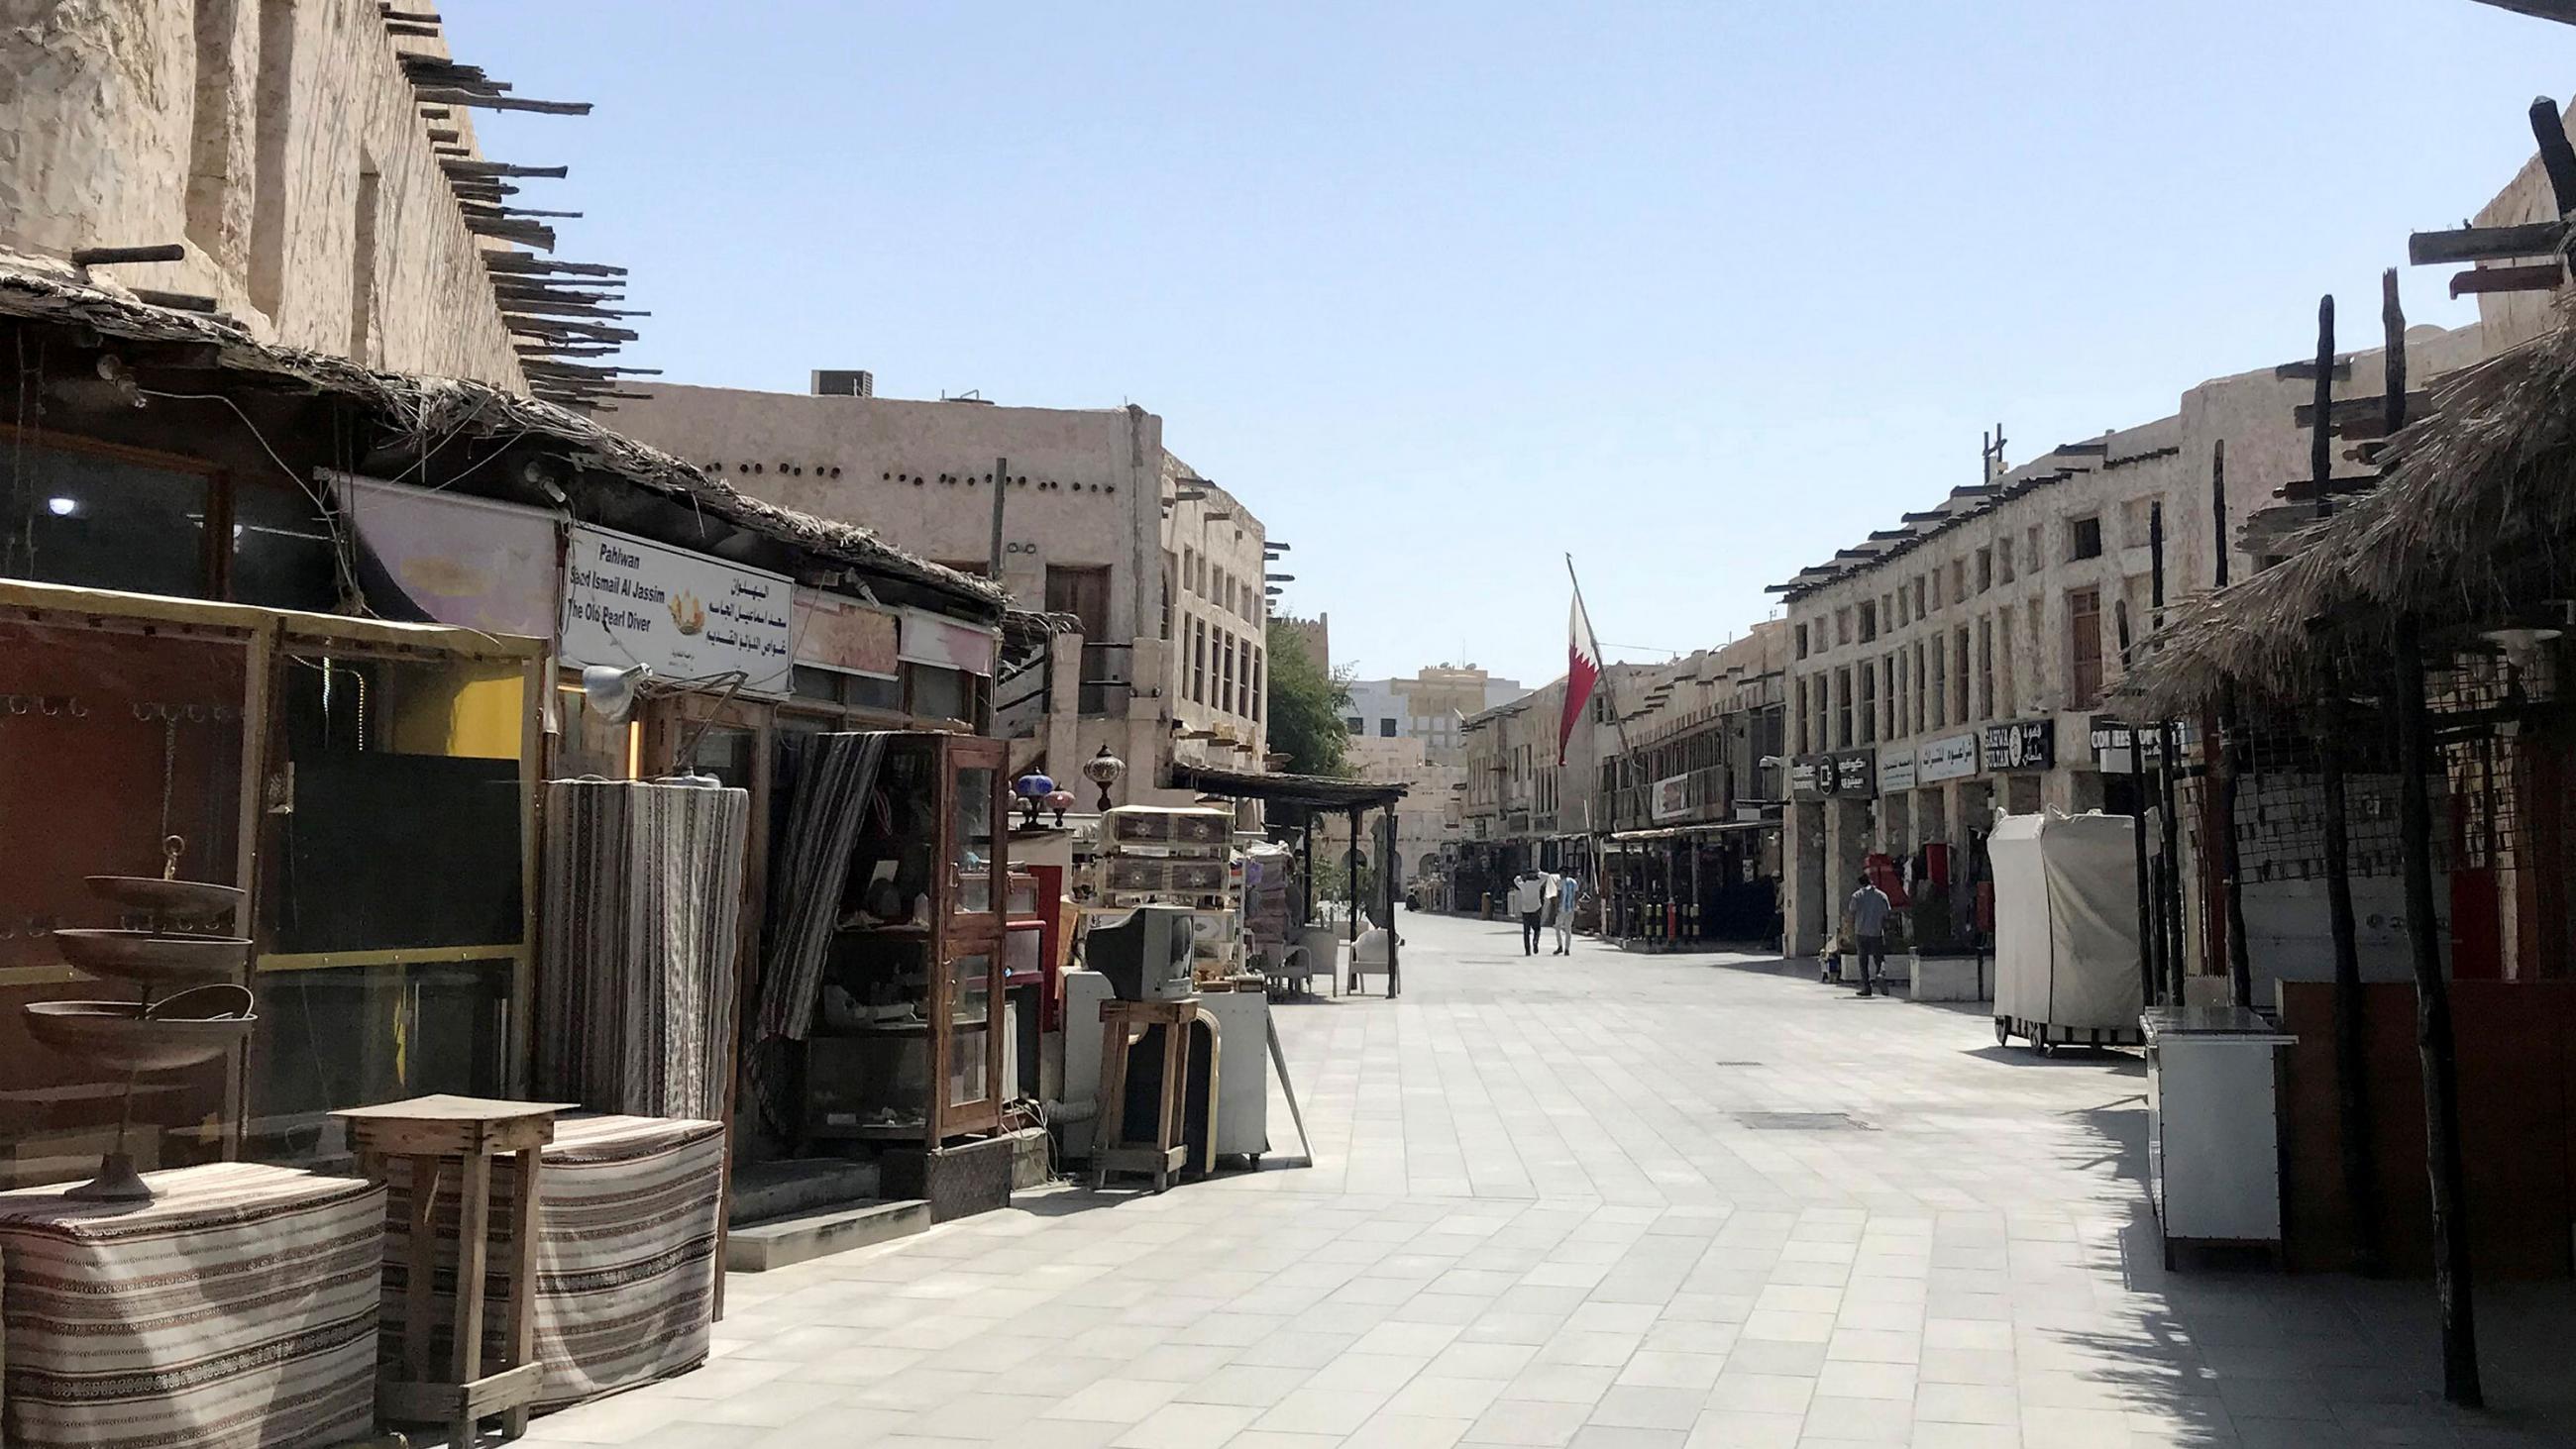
[2126,305,2576,714]
[0,259,1007,614]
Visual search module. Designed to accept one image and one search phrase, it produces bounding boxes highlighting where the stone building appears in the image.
[0,1,541,387]
[1770,326,2490,960]
[1270,612,1330,676]
[1345,665,1526,766]
[609,380,1271,799]
[1344,734,1467,906]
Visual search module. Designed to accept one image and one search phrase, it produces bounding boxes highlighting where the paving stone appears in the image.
[517,916,2574,1448]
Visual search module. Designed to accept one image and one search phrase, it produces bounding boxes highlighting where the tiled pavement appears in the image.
[529,912,2576,1447]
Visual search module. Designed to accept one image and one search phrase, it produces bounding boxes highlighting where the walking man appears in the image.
[1511,870,1548,956]
[1846,873,1891,997]
[1553,870,1580,955]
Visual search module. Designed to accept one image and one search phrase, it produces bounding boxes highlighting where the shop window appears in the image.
[2070,515,2103,561]
[793,665,901,713]
[906,662,971,722]
[229,476,338,611]
[256,653,530,1128]
[2068,586,2103,707]
[4,444,215,598]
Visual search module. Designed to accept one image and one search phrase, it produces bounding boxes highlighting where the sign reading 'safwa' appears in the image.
[560,523,794,693]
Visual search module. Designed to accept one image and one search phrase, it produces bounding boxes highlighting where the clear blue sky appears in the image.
[448,0,2566,685]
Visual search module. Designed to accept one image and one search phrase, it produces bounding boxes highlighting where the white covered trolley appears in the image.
[1989,809,2145,1054]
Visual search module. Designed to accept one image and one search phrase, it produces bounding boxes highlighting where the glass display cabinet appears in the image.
[803,733,1009,1148]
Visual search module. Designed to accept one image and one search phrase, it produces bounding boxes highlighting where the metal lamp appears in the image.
[1083,745,1126,814]
[1014,773,1054,828]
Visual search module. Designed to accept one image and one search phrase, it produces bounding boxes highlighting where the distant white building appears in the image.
[1344,666,1527,766]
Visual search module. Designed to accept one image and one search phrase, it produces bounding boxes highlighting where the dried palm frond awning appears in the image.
[2125,306,2576,715]
[0,259,1006,615]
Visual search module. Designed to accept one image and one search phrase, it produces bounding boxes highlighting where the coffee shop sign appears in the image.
[1984,719,2056,773]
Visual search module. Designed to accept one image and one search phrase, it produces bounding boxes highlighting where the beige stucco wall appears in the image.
[0,0,524,386]
[611,383,1272,786]
[1772,319,2490,959]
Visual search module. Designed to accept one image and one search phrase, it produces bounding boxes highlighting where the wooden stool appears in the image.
[1092,997,1199,1191]
[335,1094,568,1446]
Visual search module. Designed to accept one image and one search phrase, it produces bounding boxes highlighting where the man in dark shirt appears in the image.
[1846,874,1892,997]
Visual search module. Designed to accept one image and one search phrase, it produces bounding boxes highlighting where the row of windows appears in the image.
[1792,507,2140,663]
[1177,545,1259,625]
[1793,582,2139,756]
[1187,618,1263,722]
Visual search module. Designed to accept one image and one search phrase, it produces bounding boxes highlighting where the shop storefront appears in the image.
[0,579,546,1188]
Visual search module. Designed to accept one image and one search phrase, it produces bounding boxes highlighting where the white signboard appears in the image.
[1878,745,1918,793]
[560,523,793,693]
[899,607,1000,677]
[1919,732,1981,784]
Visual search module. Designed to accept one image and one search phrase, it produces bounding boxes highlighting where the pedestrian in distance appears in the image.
[1510,870,1548,955]
[1846,873,1891,997]
[1553,871,1579,955]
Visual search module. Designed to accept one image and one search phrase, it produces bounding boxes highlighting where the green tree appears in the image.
[1264,619,1352,777]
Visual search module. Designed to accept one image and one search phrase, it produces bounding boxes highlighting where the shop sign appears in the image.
[336,474,560,641]
[1788,755,1825,799]
[899,608,1000,677]
[1984,718,2057,773]
[792,589,899,679]
[1878,745,1918,793]
[2091,716,2197,773]
[561,523,792,692]
[1650,774,1691,822]
[1827,749,1875,796]
[1919,732,1980,783]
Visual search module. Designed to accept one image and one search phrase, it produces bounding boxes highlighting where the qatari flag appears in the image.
[1558,588,1601,766]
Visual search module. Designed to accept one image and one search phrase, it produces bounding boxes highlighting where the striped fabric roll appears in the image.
[537,778,751,1119]
[375,1113,723,1410]
[0,1163,385,1449]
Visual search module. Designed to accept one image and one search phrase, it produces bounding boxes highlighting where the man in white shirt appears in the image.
[1509,870,1548,955]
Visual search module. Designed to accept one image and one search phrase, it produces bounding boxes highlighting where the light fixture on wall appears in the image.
[581,662,649,723]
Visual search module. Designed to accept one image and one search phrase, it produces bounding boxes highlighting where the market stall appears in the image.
[0,579,546,1190]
